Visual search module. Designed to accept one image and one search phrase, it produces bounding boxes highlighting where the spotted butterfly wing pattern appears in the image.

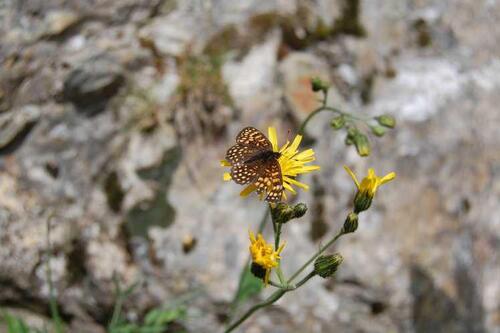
[236,127,272,149]
[230,163,260,185]
[226,127,284,202]
[254,159,283,202]
[225,144,258,165]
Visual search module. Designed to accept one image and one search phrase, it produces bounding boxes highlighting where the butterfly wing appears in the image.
[253,159,283,203]
[236,127,272,150]
[226,127,283,202]
[225,143,259,165]
[230,162,260,185]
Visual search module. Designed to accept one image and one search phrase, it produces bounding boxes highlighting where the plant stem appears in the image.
[109,293,124,330]
[270,205,286,285]
[298,107,338,135]
[224,272,316,333]
[298,105,371,135]
[287,229,344,284]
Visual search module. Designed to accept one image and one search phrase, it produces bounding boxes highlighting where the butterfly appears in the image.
[225,127,284,202]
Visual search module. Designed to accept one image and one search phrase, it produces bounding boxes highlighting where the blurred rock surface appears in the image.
[1,0,500,332]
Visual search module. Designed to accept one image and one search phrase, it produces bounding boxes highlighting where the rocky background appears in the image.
[1,0,500,332]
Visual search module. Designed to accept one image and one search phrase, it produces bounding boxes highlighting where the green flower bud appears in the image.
[330,115,345,130]
[371,125,386,137]
[272,203,308,224]
[353,191,373,213]
[310,77,329,92]
[314,253,343,278]
[345,127,358,146]
[353,133,370,157]
[342,212,359,233]
[376,115,396,128]
[293,203,308,219]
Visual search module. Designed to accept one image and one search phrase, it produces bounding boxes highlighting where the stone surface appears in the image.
[0,0,499,332]
[63,55,125,116]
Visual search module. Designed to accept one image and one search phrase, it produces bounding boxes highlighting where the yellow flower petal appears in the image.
[268,127,279,152]
[240,184,257,197]
[288,134,302,152]
[223,172,232,181]
[346,166,395,197]
[283,182,296,194]
[380,172,396,185]
[220,160,231,167]
[248,231,285,287]
[283,176,309,190]
[344,165,360,189]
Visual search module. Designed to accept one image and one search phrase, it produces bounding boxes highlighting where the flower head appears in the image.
[344,166,396,212]
[222,127,320,201]
[248,231,285,285]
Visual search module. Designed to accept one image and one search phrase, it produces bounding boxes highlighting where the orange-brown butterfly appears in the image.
[225,127,283,202]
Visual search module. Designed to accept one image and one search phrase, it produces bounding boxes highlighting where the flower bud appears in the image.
[353,133,370,157]
[314,253,343,278]
[376,115,396,128]
[371,125,386,137]
[345,127,358,146]
[271,203,294,224]
[353,190,373,213]
[293,203,308,219]
[310,77,329,93]
[342,212,359,233]
[330,115,345,130]
[272,203,308,224]
[250,262,266,281]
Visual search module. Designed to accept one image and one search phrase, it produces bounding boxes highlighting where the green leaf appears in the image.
[2,313,31,333]
[144,306,186,326]
[233,265,263,305]
[109,323,140,333]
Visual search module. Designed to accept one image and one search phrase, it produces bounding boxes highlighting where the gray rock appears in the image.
[43,10,80,37]
[63,55,125,116]
[0,105,40,154]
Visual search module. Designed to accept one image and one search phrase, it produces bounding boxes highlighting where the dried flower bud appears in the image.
[342,212,359,233]
[250,262,267,281]
[314,253,343,278]
[376,115,396,128]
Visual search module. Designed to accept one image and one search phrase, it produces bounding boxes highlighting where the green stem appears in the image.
[268,280,293,290]
[298,105,371,135]
[298,107,338,135]
[271,205,286,284]
[287,229,344,284]
[224,272,316,333]
[109,293,124,329]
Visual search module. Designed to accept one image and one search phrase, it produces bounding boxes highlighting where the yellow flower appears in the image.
[248,231,285,285]
[222,127,320,200]
[344,166,396,212]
